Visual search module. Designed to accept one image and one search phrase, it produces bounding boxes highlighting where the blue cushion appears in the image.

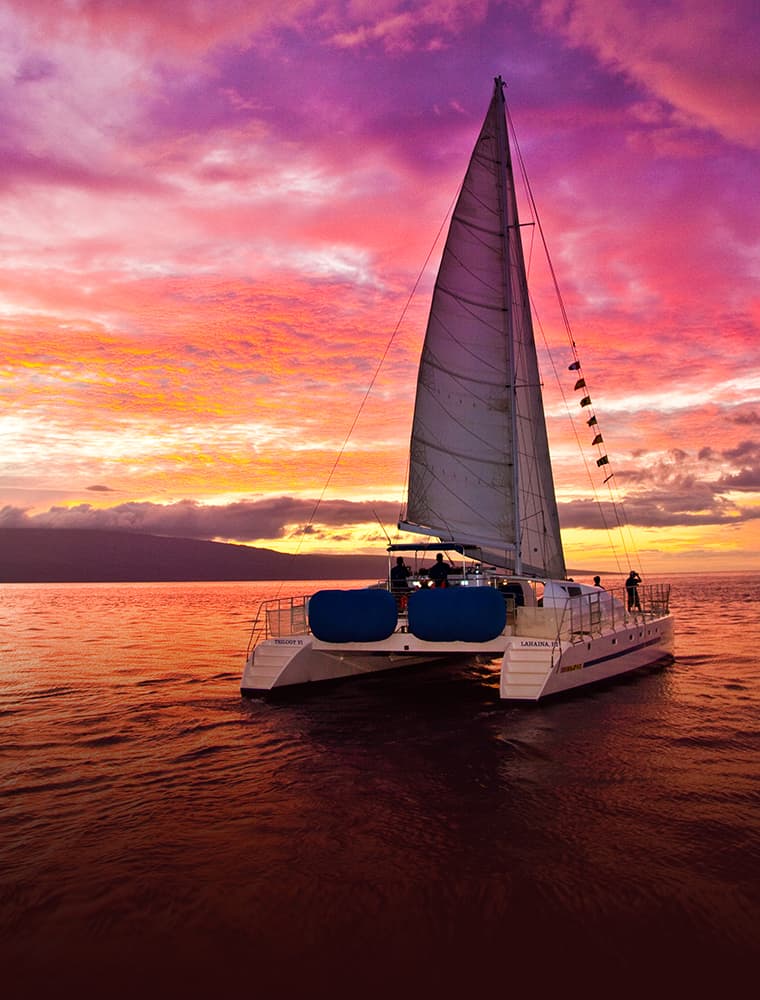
[308,589,398,643]
[408,587,506,642]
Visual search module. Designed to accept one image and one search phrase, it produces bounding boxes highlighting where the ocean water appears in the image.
[1,573,758,997]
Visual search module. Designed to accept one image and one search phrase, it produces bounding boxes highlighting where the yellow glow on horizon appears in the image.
[562,518,760,574]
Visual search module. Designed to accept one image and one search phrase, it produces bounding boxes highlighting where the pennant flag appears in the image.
[574,378,586,391]
[596,455,610,467]
[592,434,603,445]
[580,396,592,407]
[587,415,598,427]
[568,361,581,371]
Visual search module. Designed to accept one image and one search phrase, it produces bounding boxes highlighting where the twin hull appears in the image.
[242,614,674,701]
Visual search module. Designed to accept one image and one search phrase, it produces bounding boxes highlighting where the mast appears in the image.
[400,77,566,580]
[493,76,522,575]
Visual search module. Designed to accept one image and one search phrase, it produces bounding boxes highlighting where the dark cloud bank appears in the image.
[3,467,758,544]
[2,443,759,580]
[0,496,400,542]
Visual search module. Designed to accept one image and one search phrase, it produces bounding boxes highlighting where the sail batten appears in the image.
[402,77,566,579]
[436,287,508,312]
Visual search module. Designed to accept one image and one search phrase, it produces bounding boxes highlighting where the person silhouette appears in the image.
[390,556,411,609]
[625,570,642,611]
[428,552,451,588]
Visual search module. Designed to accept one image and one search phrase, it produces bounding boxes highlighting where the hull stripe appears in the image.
[580,634,668,670]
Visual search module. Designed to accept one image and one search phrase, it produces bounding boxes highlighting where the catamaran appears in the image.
[241,77,674,701]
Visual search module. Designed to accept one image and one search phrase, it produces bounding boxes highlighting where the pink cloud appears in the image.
[538,0,760,147]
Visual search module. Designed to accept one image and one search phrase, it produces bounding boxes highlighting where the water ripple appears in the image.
[2,575,759,992]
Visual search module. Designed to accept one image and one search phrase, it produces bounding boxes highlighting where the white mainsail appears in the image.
[400,77,565,579]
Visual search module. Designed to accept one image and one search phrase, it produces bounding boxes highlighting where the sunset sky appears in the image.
[1,0,759,574]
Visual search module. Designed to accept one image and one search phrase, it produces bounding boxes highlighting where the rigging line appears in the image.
[506,105,574,345]
[507,104,643,575]
[373,509,393,545]
[519,227,631,567]
[531,295,628,576]
[259,195,462,612]
[523,237,633,574]
[300,184,464,550]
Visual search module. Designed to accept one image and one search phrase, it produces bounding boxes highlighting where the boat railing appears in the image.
[551,584,671,642]
[645,583,672,615]
[246,595,310,652]
[514,584,670,642]
[248,582,670,651]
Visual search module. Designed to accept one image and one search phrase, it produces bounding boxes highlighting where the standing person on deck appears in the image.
[428,552,451,588]
[390,556,411,610]
[625,570,642,611]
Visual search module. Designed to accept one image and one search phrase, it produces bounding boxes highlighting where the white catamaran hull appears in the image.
[242,612,674,701]
[500,614,674,699]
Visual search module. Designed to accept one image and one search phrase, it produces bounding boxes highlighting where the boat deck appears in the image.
[247,581,671,652]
